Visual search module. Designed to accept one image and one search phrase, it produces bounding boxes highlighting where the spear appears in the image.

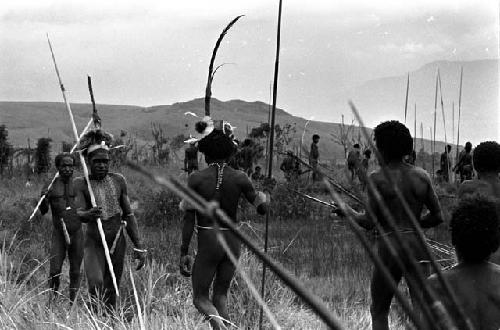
[430,126,434,180]
[47,35,119,297]
[413,103,417,152]
[259,1,283,328]
[404,72,410,123]
[455,67,463,161]
[438,70,450,182]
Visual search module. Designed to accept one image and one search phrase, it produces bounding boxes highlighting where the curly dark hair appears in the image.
[373,120,412,161]
[312,134,320,140]
[198,130,236,161]
[450,195,500,263]
[55,152,74,167]
[473,141,500,173]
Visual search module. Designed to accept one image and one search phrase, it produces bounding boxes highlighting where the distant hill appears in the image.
[3,58,494,160]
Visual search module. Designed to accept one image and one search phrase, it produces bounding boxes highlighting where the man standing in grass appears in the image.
[309,134,320,181]
[347,143,361,181]
[453,141,474,182]
[74,130,146,311]
[339,121,444,330]
[179,122,272,330]
[40,152,82,304]
[440,144,452,182]
[428,195,500,329]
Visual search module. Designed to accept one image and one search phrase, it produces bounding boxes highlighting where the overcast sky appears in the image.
[1,0,498,133]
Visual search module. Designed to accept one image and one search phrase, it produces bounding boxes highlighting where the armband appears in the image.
[133,247,147,254]
[253,191,267,208]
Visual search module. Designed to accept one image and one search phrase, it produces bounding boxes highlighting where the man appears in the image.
[40,152,83,304]
[251,165,265,182]
[309,134,320,181]
[440,144,452,183]
[453,141,473,182]
[179,126,271,330]
[428,195,500,329]
[458,141,500,264]
[357,149,372,191]
[347,143,361,181]
[74,131,146,311]
[280,151,301,182]
[340,121,444,330]
[184,141,199,174]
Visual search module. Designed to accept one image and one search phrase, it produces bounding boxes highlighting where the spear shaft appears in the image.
[259,1,283,328]
[455,67,463,161]
[404,72,409,123]
[47,35,119,297]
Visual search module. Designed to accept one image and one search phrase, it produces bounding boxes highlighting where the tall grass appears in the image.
[0,165,454,329]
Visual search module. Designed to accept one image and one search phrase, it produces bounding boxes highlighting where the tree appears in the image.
[274,123,296,153]
[35,137,52,174]
[150,123,170,165]
[0,125,13,176]
[331,115,355,159]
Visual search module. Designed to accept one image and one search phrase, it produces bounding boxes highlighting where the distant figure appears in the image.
[251,165,265,182]
[280,151,301,182]
[427,195,500,329]
[458,141,500,264]
[40,152,82,304]
[184,142,199,174]
[238,139,254,176]
[440,145,452,182]
[358,149,372,191]
[347,144,361,181]
[404,150,416,165]
[309,134,320,181]
[453,142,473,182]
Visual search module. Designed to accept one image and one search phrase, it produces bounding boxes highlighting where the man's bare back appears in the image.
[428,263,500,329]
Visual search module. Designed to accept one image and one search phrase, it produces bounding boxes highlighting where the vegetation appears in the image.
[0,159,456,329]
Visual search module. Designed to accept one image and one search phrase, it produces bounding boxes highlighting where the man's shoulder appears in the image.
[108,172,126,182]
[73,176,86,187]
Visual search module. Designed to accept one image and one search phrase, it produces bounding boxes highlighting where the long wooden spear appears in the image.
[259,1,283,329]
[413,103,417,152]
[404,72,410,123]
[47,35,119,297]
[438,70,450,182]
[455,67,463,161]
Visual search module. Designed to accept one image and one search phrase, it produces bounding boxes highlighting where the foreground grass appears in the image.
[0,167,455,329]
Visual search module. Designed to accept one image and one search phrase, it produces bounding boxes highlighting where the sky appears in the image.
[0,0,498,139]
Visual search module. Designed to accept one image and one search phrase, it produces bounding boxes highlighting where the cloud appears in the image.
[379,42,444,55]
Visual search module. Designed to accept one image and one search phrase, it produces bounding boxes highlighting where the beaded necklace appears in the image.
[208,162,227,192]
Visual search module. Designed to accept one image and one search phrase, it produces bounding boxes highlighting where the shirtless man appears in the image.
[341,121,444,330]
[179,128,271,330]
[309,134,320,181]
[428,195,500,329]
[74,134,146,311]
[458,141,500,264]
[453,141,473,182]
[347,144,361,182]
[40,152,82,304]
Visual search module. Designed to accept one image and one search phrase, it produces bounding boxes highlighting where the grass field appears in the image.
[0,164,457,329]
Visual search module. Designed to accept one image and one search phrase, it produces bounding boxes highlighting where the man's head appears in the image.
[465,141,472,152]
[55,152,75,179]
[364,149,372,159]
[353,143,360,149]
[373,121,413,162]
[255,166,261,173]
[198,130,236,163]
[88,148,110,180]
[473,141,500,174]
[312,134,320,143]
[451,195,499,263]
[446,145,451,153]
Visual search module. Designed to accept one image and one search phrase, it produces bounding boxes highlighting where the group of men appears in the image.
[41,119,500,330]
[40,132,146,311]
[439,141,474,183]
[338,121,500,329]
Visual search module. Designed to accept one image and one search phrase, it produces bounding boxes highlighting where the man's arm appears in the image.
[39,182,50,215]
[420,173,444,228]
[117,174,144,249]
[240,174,268,215]
[180,175,197,256]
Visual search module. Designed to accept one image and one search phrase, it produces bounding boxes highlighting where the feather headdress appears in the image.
[78,129,114,156]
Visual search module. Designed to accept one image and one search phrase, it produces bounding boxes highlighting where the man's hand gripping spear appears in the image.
[47,35,119,297]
